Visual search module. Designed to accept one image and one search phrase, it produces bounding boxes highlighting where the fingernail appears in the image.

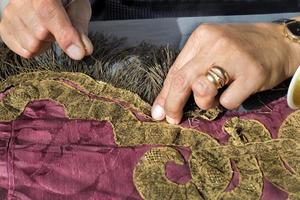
[166,116,179,125]
[81,34,94,55]
[151,105,166,121]
[66,44,84,60]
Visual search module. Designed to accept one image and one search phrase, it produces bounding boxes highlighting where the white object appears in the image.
[287,65,300,109]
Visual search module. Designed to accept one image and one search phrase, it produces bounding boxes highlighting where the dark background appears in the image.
[91,0,300,20]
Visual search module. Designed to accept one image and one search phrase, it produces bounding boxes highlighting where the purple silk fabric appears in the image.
[0,97,292,200]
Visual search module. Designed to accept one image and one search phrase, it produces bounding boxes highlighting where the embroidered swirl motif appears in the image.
[0,71,299,199]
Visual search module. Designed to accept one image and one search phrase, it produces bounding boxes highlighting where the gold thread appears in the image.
[1,71,300,199]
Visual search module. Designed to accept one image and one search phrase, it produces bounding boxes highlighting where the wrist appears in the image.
[267,19,300,77]
[256,22,300,78]
[269,18,300,77]
[279,20,300,77]
[287,37,300,77]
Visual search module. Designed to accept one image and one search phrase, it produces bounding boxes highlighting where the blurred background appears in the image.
[90,0,300,20]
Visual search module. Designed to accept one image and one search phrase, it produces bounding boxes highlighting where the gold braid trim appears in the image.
[134,147,201,199]
[278,110,300,199]
[0,71,300,199]
[0,71,152,116]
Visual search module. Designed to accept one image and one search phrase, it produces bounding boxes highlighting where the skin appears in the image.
[0,0,93,60]
[151,21,300,124]
[0,0,300,124]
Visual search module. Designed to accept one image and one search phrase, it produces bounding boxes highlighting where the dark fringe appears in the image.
[0,33,222,120]
[0,33,177,104]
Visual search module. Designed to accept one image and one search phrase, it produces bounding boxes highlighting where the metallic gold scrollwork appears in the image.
[0,72,300,199]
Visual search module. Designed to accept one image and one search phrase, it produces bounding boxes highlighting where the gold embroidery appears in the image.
[0,72,300,199]
[222,117,266,199]
[0,42,222,121]
[0,71,152,115]
[184,105,223,121]
[134,147,201,199]
[278,111,300,199]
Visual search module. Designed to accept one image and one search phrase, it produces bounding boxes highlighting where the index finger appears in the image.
[33,0,85,60]
[151,30,203,120]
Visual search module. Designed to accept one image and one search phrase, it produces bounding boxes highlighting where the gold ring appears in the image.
[206,66,230,89]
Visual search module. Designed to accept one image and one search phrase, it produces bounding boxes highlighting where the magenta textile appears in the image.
[0,97,292,200]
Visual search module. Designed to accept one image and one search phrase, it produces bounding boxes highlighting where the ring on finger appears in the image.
[206,66,230,89]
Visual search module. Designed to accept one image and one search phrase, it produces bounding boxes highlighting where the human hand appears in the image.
[0,0,93,60]
[151,23,300,124]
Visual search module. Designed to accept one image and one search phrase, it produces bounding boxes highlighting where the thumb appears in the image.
[66,0,93,55]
